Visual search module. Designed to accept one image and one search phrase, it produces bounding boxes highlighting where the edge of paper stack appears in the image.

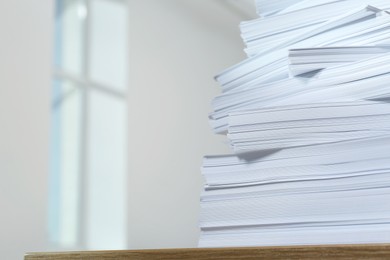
[199,0,390,247]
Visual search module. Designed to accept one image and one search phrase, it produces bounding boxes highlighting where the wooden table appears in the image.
[25,244,390,259]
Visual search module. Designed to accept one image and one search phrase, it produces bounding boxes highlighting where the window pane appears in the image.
[55,0,86,75]
[86,90,127,249]
[89,0,128,91]
[50,80,82,248]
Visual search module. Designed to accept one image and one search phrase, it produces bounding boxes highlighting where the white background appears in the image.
[0,0,255,258]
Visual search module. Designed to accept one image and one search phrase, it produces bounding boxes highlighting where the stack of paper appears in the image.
[210,53,390,134]
[228,101,390,152]
[289,46,390,76]
[199,0,390,248]
[200,136,390,247]
[210,6,390,133]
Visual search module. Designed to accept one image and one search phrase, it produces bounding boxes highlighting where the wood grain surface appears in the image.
[25,244,390,259]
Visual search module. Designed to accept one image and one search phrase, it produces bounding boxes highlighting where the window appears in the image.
[49,0,128,250]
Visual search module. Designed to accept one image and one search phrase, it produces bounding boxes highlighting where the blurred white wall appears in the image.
[0,0,256,256]
[128,0,254,249]
[0,0,53,259]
